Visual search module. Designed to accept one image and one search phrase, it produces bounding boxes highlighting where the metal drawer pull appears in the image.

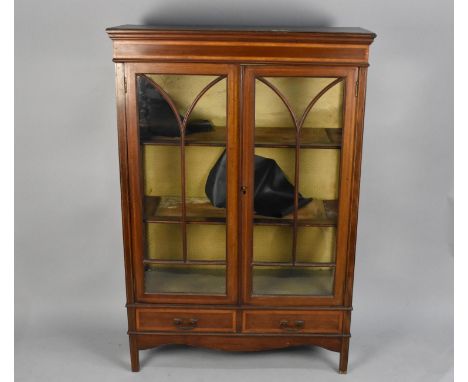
[173,317,198,330]
[279,319,305,332]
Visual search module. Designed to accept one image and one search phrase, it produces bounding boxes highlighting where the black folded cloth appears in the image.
[206,151,312,218]
[137,75,213,137]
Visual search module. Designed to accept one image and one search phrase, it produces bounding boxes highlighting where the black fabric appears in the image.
[205,151,229,208]
[137,75,213,138]
[205,151,312,218]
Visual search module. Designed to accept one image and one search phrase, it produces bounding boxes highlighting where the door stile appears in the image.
[240,67,256,304]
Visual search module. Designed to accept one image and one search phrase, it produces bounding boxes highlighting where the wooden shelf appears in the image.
[141,127,342,148]
[144,259,226,265]
[144,196,226,224]
[254,199,338,227]
[252,261,336,267]
[141,128,227,147]
[144,196,337,227]
[257,127,342,148]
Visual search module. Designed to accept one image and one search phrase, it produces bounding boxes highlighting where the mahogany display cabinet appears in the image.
[106,25,376,373]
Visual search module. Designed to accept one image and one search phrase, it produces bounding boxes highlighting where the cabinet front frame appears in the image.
[241,65,358,306]
[125,62,240,304]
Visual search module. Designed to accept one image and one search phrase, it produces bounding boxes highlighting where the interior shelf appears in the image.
[252,261,336,267]
[144,259,226,265]
[254,199,338,227]
[144,196,337,226]
[141,128,227,147]
[144,196,226,224]
[141,127,342,148]
[257,127,342,148]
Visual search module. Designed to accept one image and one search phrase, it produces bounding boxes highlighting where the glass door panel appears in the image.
[128,64,237,302]
[244,66,354,304]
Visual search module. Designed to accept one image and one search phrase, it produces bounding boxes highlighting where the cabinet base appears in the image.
[128,332,349,373]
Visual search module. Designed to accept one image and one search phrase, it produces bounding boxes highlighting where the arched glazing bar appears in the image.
[256,76,344,265]
[140,74,227,263]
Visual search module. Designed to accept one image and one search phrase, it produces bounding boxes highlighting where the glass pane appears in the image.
[253,226,336,264]
[301,78,344,130]
[145,223,182,261]
[253,226,292,263]
[298,148,340,200]
[296,227,336,263]
[187,224,226,261]
[138,73,228,296]
[143,146,182,220]
[145,265,226,294]
[252,266,334,296]
[252,75,343,297]
[185,146,226,221]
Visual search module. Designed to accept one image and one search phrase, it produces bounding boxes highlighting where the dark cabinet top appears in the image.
[106,25,375,65]
[106,24,376,38]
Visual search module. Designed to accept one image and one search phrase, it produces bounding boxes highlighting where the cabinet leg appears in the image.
[339,337,349,374]
[129,335,140,372]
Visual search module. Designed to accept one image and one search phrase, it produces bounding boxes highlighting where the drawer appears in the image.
[242,310,343,334]
[136,308,236,333]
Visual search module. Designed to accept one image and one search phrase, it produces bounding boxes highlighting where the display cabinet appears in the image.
[107,25,375,373]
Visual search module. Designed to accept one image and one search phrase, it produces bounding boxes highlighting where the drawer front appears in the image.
[242,310,343,334]
[136,308,236,333]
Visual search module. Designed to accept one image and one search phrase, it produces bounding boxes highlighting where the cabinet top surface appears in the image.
[106,24,376,38]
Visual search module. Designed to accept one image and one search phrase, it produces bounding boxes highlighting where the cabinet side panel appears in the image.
[115,63,136,330]
[343,67,368,310]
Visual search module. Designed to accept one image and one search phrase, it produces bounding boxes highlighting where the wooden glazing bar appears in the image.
[296,78,344,267]
[140,127,342,148]
[294,77,344,266]
[180,132,188,263]
[297,78,344,128]
[292,131,300,265]
[180,76,227,263]
[145,217,227,224]
[143,259,226,265]
[253,219,337,227]
[139,75,188,262]
[252,261,336,267]
[255,77,301,266]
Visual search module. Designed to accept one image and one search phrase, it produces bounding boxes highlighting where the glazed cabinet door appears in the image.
[241,65,358,306]
[125,63,239,304]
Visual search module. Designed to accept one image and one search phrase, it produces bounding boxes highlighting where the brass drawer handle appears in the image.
[279,319,305,332]
[173,317,198,330]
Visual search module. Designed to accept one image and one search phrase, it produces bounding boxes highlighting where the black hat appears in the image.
[206,151,311,218]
